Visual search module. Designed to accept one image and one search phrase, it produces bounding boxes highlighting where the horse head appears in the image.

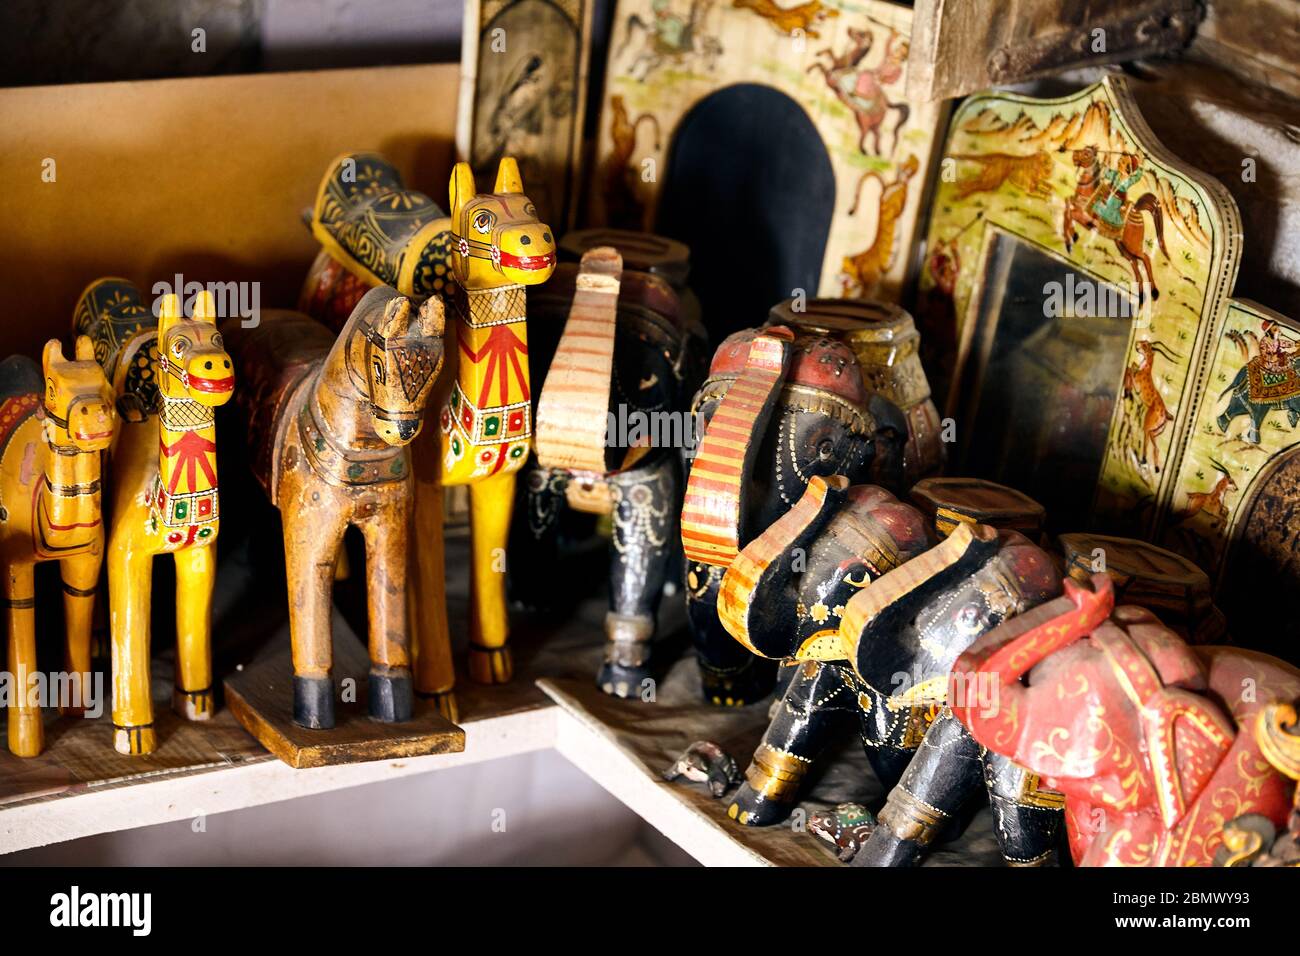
[361,293,445,446]
[157,292,235,408]
[42,336,115,451]
[449,157,556,291]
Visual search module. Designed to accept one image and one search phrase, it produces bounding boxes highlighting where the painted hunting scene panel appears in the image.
[919,77,1240,538]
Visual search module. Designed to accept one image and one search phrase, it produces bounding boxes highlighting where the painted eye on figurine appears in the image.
[524,202,537,218]
[955,604,983,634]
[817,438,835,461]
[210,332,224,350]
[372,358,386,385]
[171,336,191,357]
[472,210,495,234]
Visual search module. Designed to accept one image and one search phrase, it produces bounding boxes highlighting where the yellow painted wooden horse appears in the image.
[299,153,555,718]
[75,279,235,755]
[0,338,115,756]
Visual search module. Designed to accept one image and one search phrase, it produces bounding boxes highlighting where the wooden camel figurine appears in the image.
[75,280,235,755]
[297,153,556,720]
[0,338,116,756]
[223,288,444,729]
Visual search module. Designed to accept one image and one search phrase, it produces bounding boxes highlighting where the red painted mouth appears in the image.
[189,374,235,394]
[499,250,556,272]
[75,430,113,441]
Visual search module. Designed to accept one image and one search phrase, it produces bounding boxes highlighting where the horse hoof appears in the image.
[417,688,459,723]
[9,710,45,758]
[113,723,156,756]
[468,645,513,685]
[173,686,215,721]
[293,675,336,730]
[369,670,413,723]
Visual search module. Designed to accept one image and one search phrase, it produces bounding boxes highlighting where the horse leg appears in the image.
[599,454,677,697]
[1123,249,1146,304]
[5,561,42,757]
[467,470,517,684]
[109,539,156,754]
[1138,249,1159,300]
[284,508,347,729]
[361,498,413,723]
[59,553,98,717]
[411,477,457,720]
[173,543,216,721]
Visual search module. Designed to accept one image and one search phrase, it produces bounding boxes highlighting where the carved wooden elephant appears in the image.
[719,481,1067,865]
[951,573,1300,866]
[518,248,706,697]
[681,327,908,705]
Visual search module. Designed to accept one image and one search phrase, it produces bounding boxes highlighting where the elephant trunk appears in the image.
[949,573,1114,762]
[718,475,851,657]
[681,327,795,568]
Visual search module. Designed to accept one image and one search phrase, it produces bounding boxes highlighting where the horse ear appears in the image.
[191,290,216,325]
[75,335,95,362]
[42,339,65,377]
[418,296,445,340]
[377,294,412,337]
[157,293,181,336]
[449,163,476,221]
[494,156,523,195]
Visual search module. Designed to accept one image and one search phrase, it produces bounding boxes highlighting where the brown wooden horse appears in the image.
[1063,147,1169,300]
[223,289,444,729]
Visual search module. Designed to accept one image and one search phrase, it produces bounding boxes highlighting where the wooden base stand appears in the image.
[225,630,464,769]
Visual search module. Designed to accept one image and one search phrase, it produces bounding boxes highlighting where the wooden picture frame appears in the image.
[457,0,595,231]
[918,75,1243,538]
[1164,299,1300,658]
[588,0,947,307]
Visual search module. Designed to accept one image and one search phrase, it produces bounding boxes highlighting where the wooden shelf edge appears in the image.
[551,707,772,868]
[0,706,559,855]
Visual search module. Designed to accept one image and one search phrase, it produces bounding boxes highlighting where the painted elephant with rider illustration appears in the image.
[951,573,1300,866]
[680,326,909,706]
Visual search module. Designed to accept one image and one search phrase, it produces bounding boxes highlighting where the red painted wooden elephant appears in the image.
[951,573,1300,866]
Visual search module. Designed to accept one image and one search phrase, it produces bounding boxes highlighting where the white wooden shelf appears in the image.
[0,706,558,855]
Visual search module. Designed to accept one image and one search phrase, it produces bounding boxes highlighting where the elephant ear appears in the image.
[682,327,795,568]
[833,520,1000,677]
[718,474,850,658]
[1140,687,1235,831]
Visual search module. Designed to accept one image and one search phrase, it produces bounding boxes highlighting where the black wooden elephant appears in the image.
[1216,355,1300,444]
[681,327,908,706]
[519,246,707,696]
[718,477,1067,865]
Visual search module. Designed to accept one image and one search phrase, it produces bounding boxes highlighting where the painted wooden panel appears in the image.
[1164,299,1300,581]
[589,0,946,306]
[918,76,1242,538]
[457,0,595,230]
